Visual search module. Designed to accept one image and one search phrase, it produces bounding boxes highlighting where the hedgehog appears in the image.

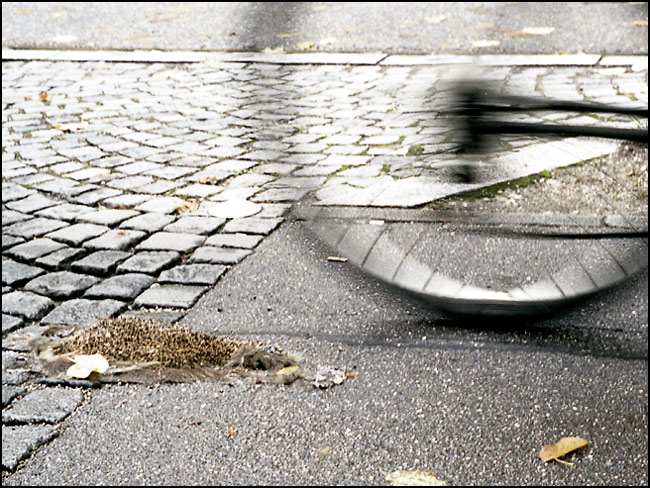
[32,316,304,385]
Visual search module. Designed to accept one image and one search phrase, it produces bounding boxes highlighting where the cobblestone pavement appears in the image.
[2,50,648,473]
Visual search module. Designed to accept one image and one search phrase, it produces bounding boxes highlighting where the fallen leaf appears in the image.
[316,446,331,456]
[39,92,50,102]
[225,426,237,438]
[631,19,648,27]
[66,353,109,379]
[175,199,199,214]
[522,26,556,35]
[276,365,299,375]
[263,46,286,54]
[424,15,446,24]
[54,121,89,133]
[472,39,500,48]
[327,256,348,262]
[539,436,589,464]
[297,41,317,50]
[384,469,447,486]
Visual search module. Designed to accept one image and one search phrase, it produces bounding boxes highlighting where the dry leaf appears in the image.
[424,15,446,24]
[327,256,348,262]
[225,426,237,438]
[297,41,317,50]
[263,46,286,54]
[276,365,300,375]
[39,92,50,102]
[539,436,589,464]
[316,446,331,456]
[66,353,109,379]
[472,39,500,48]
[631,19,648,27]
[54,121,89,133]
[175,199,199,214]
[384,469,447,486]
[522,26,556,35]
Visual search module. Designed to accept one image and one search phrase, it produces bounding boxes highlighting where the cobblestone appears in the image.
[2,52,646,473]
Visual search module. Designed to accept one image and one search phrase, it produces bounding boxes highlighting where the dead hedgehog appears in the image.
[32,316,304,385]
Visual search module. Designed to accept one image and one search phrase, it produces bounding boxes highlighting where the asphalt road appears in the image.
[2,2,648,54]
[2,2,648,485]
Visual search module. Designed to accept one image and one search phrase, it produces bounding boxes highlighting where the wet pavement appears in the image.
[2,50,648,482]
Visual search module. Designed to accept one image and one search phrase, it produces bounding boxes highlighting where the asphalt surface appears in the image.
[2,2,648,486]
[2,2,649,55]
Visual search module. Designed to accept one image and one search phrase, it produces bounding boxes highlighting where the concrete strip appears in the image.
[380,53,603,66]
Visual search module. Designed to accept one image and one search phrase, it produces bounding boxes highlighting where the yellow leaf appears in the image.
[225,426,237,438]
[384,469,447,486]
[54,121,89,133]
[521,26,556,35]
[66,353,109,379]
[316,446,331,456]
[175,199,199,214]
[276,365,299,375]
[424,15,446,24]
[632,19,648,27]
[263,46,286,54]
[297,41,317,50]
[539,436,589,463]
[39,92,50,102]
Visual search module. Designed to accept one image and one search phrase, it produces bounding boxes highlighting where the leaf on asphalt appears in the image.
[225,426,237,438]
[384,469,447,486]
[66,353,109,379]
[54,121,89,133]
[521,26,556,35]
[631,19,648,27]
[276,365,299,376]
[316,445,331,456]
[424,15,446,24]
[297,41,317,50]
[539,436,589,464]
[263,46,286,54]
[472,39,500,48]
[175,199,199,214]
[327,256,348,262]
[38,92,50,102]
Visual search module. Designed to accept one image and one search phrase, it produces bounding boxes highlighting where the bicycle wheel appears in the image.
[295,72,648,317]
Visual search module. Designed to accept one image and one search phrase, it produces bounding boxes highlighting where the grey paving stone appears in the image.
[68,187,122,206]
[40,298,127,326]
[84,273,156,300]
[2,291,54,321]
[70,250,131,275]
[24,271,100,299]
[45,223,110,246]
[2,235,25,251]
[134,196,192,214]
[119,212,177,232]
[2,183,35,203]
[35,247,87,269]
[76,208,140,226]
[2,388,84,424]
[2,385,25,408]
[188,246,252,265]
[133,283,208,309]
[2,258,45,287]
[1,209,32,226]
[116,251,181,274]
[101,193,151,209]
[82,228,147,251]
[35,203,94,222]
[204,233,264,249]
[3,237,66,261]
[2,425,59,472]
[158,264,227,285]
[162,215,225,235]
[2,314,24,335]
[4,217,68,239]
[222,217,283,235]
[135,232,205,253]
[5,193,59,214]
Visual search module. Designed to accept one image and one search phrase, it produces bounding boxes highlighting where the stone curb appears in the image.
[2,48,648,68]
